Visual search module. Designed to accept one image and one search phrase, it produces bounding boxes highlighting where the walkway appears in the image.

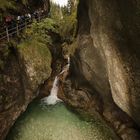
[0,14,47,42]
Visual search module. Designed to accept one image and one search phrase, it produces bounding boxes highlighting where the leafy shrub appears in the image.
[25,18,59,45]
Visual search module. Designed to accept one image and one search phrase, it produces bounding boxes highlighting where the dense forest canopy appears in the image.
[50,0,78,42]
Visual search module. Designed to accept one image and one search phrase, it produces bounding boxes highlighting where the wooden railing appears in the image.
[0,14,47,42]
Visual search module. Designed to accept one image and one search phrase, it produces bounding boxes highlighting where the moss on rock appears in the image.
[18,38,52,90]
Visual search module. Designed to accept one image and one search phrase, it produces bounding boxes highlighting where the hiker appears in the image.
[5,15,13,27]
[17,15,21,23]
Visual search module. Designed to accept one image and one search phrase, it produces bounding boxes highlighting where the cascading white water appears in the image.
[67,56,70,66]
[59,59,70,75]
[41,56,70,105]
[41,76,62,105]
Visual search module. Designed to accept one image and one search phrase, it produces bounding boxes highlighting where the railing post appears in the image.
[25,20,27,30]
[6,27,9,42]
[16,23,19,36]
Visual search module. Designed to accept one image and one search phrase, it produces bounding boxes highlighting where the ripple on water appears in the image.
[6,102,119,140]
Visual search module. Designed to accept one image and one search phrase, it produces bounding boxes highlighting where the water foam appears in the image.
[41,57,70,105]
[41,76,62,105]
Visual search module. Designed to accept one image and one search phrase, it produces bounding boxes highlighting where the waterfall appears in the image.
[41,76,62,105]
[41,56,70,105]
[59,56,70,75]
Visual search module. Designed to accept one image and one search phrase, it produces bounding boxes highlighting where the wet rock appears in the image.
[0,42,52,140]
[60,0,140,139]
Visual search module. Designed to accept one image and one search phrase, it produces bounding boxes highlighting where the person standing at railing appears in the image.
[25,13,31,22]
[21,15,25,22]
[28,13,32,23]
[5,16,13,27]
[17,16,21,23]
[16,15,22,36]
[33,11,38,20]
[28,13,31,19]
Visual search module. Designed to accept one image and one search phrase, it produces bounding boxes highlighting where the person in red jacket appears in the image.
[5,15,13,27]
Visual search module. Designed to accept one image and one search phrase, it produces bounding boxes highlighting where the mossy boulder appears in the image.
[18,38,52,90]
[0,38,52,140]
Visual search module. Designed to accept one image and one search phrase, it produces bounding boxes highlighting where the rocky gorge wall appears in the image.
[86,0,140,125]
[0,41,52,140]
[60,0,140,139]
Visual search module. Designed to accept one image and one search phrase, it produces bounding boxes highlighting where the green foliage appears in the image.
[0,0,29,10]
[19,23,53,72]
[17,37,52,88]
[21,0,28,5]
[25,18,59,45]
[58,11,77,42]
[19,38,51,63]
[50,1,78,43]
[0,0,16,10]
[50,2,63,21]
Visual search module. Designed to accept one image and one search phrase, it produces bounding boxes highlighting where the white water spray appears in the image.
[41,57,70,105]
[41,76,61,105]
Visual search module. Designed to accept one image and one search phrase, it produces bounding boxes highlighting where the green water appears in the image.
[7,102,119,140]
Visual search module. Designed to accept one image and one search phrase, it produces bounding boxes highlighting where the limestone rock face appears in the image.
[60,0,140,139]
[0,43,52,140]
[77,0,140,127]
